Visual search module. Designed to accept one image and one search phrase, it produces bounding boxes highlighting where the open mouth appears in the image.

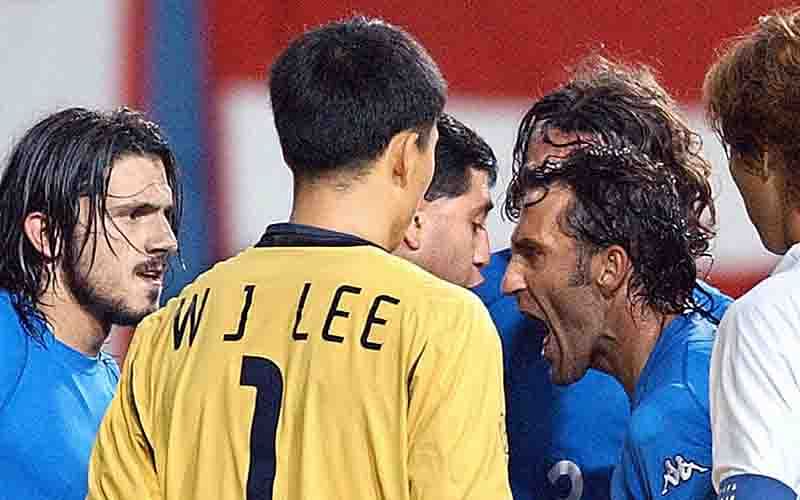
[136,263,166,285]
[137,270,163,284]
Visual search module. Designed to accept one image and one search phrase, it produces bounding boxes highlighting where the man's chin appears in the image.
[110,303,158,326]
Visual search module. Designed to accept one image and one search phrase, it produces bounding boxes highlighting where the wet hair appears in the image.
[0,106,181,340]
[508,146,704,315]
[269,15,447,182]
[425,113,497,201]
[704,8,800,184]
[508,55,715,261]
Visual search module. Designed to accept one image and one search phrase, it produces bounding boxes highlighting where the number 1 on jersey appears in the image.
[241,356,283,500]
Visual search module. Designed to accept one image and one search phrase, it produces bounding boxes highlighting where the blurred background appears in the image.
[1,0,790,313]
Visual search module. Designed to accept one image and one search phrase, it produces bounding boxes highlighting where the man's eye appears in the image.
[129,208,147,221]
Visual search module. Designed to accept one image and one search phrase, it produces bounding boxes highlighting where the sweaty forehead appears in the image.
[517,185,573,237]
[107,155,171,199]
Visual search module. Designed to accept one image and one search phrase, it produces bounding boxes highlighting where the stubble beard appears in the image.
[64,257,158,327]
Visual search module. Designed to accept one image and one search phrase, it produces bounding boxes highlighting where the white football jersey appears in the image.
[710,243,800,496]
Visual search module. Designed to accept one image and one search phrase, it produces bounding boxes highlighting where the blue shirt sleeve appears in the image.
[718,474,796,500]
[0,298,28,411]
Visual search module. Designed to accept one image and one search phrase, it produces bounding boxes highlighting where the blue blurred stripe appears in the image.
[149,0,212,299]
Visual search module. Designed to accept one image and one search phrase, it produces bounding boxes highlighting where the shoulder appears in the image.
[693,280,733,321]
[717,270,800,357]
[627,386,712,473]
[631,345,712,447]
[725,270,800,326]
[643,313,714,417]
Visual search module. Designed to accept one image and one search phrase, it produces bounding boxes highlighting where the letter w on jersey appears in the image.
[661,455,709,495]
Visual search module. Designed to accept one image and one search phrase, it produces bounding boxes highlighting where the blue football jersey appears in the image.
[611,284,731,500]
[474,249,731,500]
[0,290,119,500]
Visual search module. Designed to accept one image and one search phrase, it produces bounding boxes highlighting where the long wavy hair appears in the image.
[506,55,715,263]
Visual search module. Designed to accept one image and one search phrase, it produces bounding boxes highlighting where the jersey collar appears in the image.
[255,223,386,251]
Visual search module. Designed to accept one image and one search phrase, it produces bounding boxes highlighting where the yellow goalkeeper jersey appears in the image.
[88,224,510,500]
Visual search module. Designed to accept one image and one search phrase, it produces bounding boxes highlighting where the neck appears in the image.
[597,302,676,398]
[37,287,110,357]
[290,180,408,251]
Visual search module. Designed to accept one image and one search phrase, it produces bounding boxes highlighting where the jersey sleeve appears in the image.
[407,294,512,500]
[87,317,162,499]
[710,295,800,497]
[612,394,713,500]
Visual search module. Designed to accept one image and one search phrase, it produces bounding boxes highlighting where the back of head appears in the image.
[425,113,498,201]
[510,55,715,259]
[509,146,699,315]
[0,107,180,335]
[269,16,447,183]
[704,8,800,180]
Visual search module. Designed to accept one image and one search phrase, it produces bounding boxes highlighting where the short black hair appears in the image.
[425,113,498,201]
[509,146,705,316]
[0,106,181,340]
[507,55,715,261]
[269,16,447,181]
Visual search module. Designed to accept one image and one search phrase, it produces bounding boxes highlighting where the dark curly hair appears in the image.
[704,8,800,183]
[506,55,715,262]
[508,146,703,315]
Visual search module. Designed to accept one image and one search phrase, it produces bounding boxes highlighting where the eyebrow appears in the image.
[106,199,173,212]
[511,236,543,253]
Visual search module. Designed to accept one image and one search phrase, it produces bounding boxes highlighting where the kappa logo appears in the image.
[661,454,709,495]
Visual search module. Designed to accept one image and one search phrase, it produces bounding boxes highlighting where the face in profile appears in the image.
[728,150,791,254]
[413,168,492,288]
[501,129,607,385]
[64,154,178,325]
[502,185,606,385]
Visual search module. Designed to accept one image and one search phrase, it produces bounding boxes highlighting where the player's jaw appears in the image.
[517,294,592,386]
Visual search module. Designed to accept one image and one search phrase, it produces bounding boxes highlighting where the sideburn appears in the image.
[567,242,593,287]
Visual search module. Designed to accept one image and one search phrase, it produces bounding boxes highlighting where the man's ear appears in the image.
[402,212,425,251]
[386,130,421,189]
[595,244,629,296]
[24,212,57,259]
